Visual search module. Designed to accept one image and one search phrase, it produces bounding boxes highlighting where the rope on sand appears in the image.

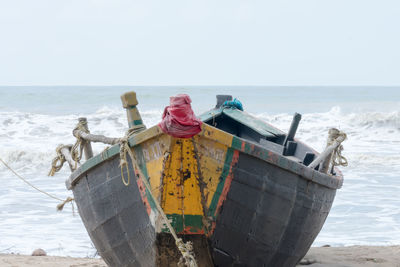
[0,157,74,212]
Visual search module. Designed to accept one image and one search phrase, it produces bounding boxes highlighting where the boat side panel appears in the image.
[211,152,336,267]
[72,156,157,267]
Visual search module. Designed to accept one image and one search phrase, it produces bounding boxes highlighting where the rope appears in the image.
[119,137,131,186]
[333,144,348,167]
[0,157,74,211]
[56,196,75,212]
[222,98,243,111]
[328,128,348,167]
[177,240,197,267]
[119,137,198,267]
[48,144,71,176]
[71,120,89,168]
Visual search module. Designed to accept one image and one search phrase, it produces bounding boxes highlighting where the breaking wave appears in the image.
[1,104,399,255]
[1,106,399,171]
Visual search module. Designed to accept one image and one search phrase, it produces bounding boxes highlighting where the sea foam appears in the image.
[0,104,399,256]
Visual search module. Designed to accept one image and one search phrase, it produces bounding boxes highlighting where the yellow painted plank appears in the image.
[141,134,171,201]
[181,138,203,215]
[193,135,228,208]
[141,125,235,221]
[162,139,183,214]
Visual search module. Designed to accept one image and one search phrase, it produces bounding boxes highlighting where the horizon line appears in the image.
[1,85,399,87]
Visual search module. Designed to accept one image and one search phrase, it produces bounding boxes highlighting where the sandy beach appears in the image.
[1,246,399,267]
[299,246,400,267]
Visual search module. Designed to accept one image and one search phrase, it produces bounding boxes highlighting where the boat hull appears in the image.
[69,124,341,267]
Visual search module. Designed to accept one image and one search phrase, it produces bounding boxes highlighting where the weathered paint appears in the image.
[67,124,342,191]
[67,122,343,237]
[130,127,237,235]
[68,106,343,267]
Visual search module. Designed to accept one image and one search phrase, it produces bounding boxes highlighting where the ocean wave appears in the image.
[256,107,400,147]
[257,106,400,130]
[1,104,400,255]
[347,153,400,167]
[1,106,399,172]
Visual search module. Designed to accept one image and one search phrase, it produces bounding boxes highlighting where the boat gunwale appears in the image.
[66,123,343,191]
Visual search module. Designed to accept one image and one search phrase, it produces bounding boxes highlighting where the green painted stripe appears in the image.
[207,147,235,218]
[231,136,243,151]
[133,119,143,125]
[134,145,157,211]
[128,119,144,128]
[244,142,252,154]
[162,214,204,234]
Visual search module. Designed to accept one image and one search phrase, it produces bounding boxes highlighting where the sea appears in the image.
[0,86,399,257]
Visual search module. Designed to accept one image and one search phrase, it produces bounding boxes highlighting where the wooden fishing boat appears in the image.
[65,92,344,267]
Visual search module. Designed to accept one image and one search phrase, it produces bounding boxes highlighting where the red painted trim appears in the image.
[136,173,152,216]
[214,150,240,217]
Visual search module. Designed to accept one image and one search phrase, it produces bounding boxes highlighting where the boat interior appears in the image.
[200,95,321,170]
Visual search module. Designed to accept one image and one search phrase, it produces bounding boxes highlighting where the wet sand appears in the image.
[1,246,399,267]
[298,246,400,267]
[0,253,107,267]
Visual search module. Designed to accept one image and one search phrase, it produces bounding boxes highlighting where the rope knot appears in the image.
[176,239,197,267]
[70,119,91,168]
[328,128,348,167]
[56,196,75,211]
[48,144,71,176]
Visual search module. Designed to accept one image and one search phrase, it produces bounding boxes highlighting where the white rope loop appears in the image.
[119,136,131,186]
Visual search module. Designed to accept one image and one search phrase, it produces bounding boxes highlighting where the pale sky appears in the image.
[0,0,399,86]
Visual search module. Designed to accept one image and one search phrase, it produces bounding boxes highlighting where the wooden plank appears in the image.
[222,108,284,138]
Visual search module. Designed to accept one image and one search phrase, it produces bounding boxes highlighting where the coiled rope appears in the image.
[0,157,74,211]
[328,128,348,167]
[119,138,198,267]
[71,119,89,168]
[48,119,90,176]
[48,144,72,176]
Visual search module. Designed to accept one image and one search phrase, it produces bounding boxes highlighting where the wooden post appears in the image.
[283,113,302,146]
[216,95,232,108]
[77,117,93,160]
[120,91,146,133]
